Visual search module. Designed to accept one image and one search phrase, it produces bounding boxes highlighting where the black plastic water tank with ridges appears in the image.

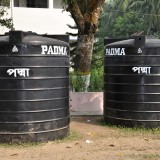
[104,36,160,128]
[0,31,70,142]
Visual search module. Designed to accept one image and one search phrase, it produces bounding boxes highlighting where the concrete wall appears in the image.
[70,92,103,115]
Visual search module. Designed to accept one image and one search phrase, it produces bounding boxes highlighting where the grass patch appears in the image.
[142,154,160,160]
[0,141,45,149]
[0,130,81,147]
[55,130,82,143]
[64,130,81,141]
[131,154,160,160]
[129,153,160,160]
[100,120,160,135]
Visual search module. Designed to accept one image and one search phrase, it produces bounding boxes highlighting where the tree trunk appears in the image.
[63,0,105,91]
[75,34,94,91]
[76,34,94,74]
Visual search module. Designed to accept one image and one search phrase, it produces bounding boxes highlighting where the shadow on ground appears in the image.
[71,115,104,126]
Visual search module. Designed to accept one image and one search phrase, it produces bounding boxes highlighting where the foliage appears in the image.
[62,0,105,35]
[61,0,73,7]
[0,0,9,6]
[61,0,105,80]
[0,15,13,29]
[92,49,103,69]
[88,67,103,92]
[113,0,160,35]
[70,71,85,92]
[96,1,148,39]
[110,12,147,38]
[93,0,151,61]
[70,67,104,92]
[0,0,14,29]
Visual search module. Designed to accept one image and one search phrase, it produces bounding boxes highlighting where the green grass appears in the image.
[142,154,160,159]
[130,154,160,160]
[55,130,82,143]
[100,120,160,135]
[0,141,45,148]
[0,130,81,148]
[141,154,160,160]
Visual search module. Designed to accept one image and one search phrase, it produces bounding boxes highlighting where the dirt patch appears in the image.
[0,116,160,160]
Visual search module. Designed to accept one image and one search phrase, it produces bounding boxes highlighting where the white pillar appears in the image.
[10,0,14,25]
[49,0,53,9]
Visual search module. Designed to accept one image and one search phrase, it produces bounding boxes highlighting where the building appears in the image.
[0,0,76,35]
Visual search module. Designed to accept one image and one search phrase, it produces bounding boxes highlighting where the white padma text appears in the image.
[106,48,125,56]
[132,67,151,74]
[7,68,30,77]
[41,45,67,55]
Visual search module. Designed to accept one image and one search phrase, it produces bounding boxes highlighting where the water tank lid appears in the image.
[0,31,69,46]
[105,36,160,48]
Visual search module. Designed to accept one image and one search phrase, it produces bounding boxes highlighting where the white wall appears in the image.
[0,2,77,35]
[70,92,103,115]
[12,7,76,35]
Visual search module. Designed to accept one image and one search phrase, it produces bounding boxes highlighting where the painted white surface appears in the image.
[70,92,103,115]
[12,7,75,34]
[0,0,76,35]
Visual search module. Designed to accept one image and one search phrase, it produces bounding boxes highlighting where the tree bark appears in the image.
[64,0,105,91]
[72,34,94,91]
[76,34,94,74]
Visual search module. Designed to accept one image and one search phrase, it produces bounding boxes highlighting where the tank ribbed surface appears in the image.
[104,36,160,128]
[0,31,70,142]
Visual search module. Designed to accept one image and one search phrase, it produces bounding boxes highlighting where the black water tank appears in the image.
[104,36,160,128]
[0,31,70,142]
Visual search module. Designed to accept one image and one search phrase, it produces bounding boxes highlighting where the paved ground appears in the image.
[0,116,160,160]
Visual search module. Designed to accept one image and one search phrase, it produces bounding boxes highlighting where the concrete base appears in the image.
[70,92,103,115]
